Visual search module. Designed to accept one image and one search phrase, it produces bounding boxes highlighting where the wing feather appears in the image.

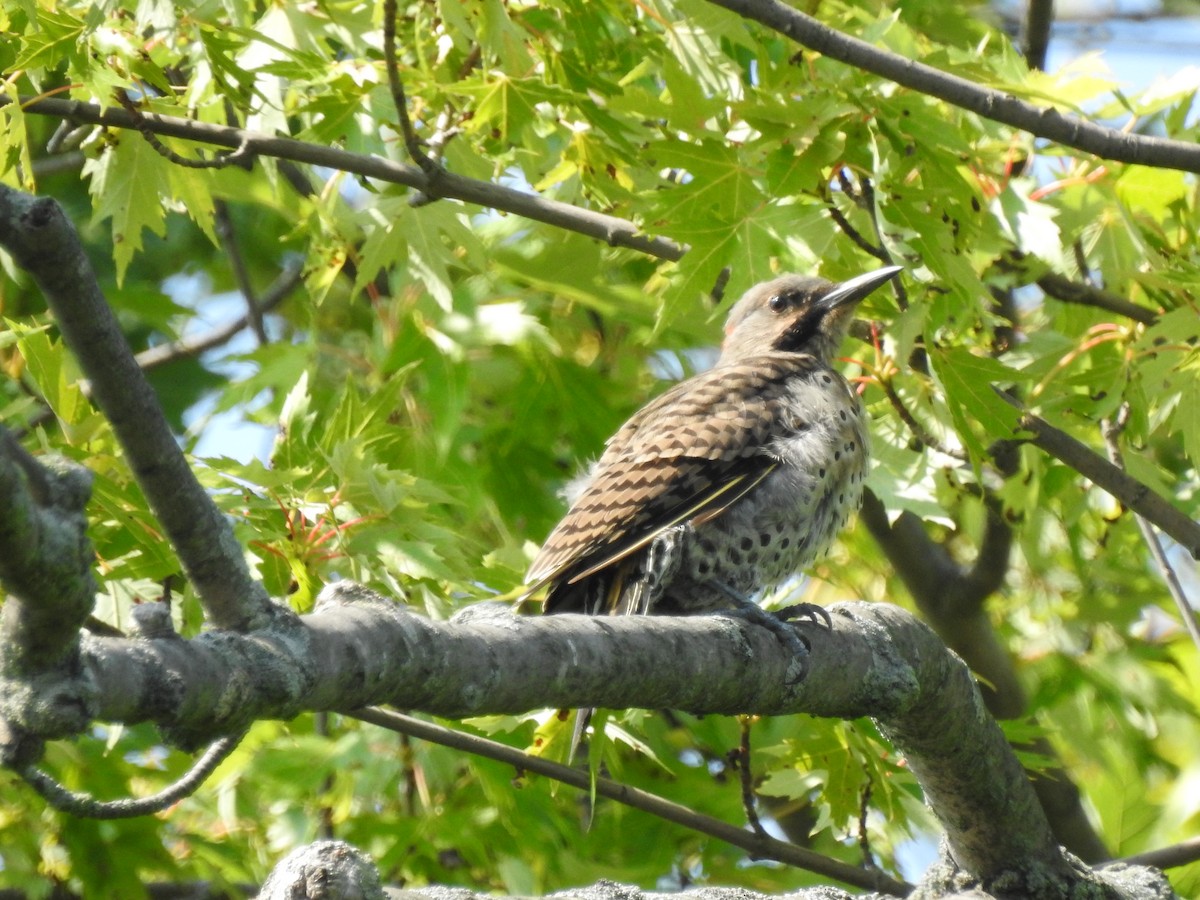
[526,353,821,593]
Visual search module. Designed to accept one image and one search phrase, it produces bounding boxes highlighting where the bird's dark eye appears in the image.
[768,293,789,313]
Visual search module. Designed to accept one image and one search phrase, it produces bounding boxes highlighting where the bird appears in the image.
[527,265,899,634]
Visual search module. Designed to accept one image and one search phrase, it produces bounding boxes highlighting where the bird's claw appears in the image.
[774,601,833,630]
[710,583,812,685]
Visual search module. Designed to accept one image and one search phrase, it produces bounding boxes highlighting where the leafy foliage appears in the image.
[2,0,1199,895]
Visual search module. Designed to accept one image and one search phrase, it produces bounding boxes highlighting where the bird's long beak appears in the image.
[820,265,903,310]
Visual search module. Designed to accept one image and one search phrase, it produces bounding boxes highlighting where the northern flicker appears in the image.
[527,265,901,664]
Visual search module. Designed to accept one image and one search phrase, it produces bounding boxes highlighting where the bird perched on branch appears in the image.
[526,265,901,674]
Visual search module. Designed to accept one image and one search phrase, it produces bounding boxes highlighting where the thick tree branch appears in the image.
[859,491,1110,864]
[1020,0,1055,72]
[0,431,96,761]
[703,0,1200,173]
[23,579,1087,893]
[73,579,1165,895]
[3,96,685,262]
[0,430,94,673]
[0,442,1168,897]
[257,841,386,900]
[859,493,1025,718]
[0,186,279,633]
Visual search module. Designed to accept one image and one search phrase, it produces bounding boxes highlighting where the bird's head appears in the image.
[720,266,902,363]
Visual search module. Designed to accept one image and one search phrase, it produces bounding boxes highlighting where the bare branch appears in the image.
[258,841,383,900]
[213,199,268,345]
[381,0,438,177]
[878,379,967,461]
[0,185,279,632]
[827,202,886,262]
[1003,403,1200,558]
[75,583,1078,890]
[733,717,770,839]
[30,151,85,180]
[134,256,304,372]
[859,493,1025,717]
[0,428,96,769]
[829,172,908,309]
[859,489,1110,863]
[2,96,685,262]
[703,0,1200,173]
[1037,272,1159,326]
[350,709,908,896]
[18,731,245,819]
[115,89,253,170]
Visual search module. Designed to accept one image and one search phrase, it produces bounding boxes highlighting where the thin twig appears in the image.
[1037,272,1158,326]
[348,708,912,896]
[1071,239,1093,285]
[827,203,887,261]
[1101,405,1200,657]
[879,378,967,461]
[7,96,685,262]
[836,168,862,205]
[19,732,246,819]
[997,396,1200,559]
[409,101,465,209]
[314,712,335,840]
[857,778,875,869]
[116,89,252,170]
[830,172,908,309]
[735,716,769,839]
[382,0,438,178]
[857,177,908,310]
[46,120,91,154]
[709,266,732,305]
[134,257,303,372]
[213,200,268,345]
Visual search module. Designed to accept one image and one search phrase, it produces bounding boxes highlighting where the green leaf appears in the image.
[648,139,764,222]
[83,136,171,284]
[12,8,86,72]
[0,84,33,189]
[1175,369,1200,469]
[930,347,1024,459]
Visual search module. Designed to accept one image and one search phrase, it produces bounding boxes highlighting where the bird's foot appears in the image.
[710,582,810,684]
[774,601,833,630]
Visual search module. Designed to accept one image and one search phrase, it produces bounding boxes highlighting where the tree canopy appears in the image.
[0,0,1198,897]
